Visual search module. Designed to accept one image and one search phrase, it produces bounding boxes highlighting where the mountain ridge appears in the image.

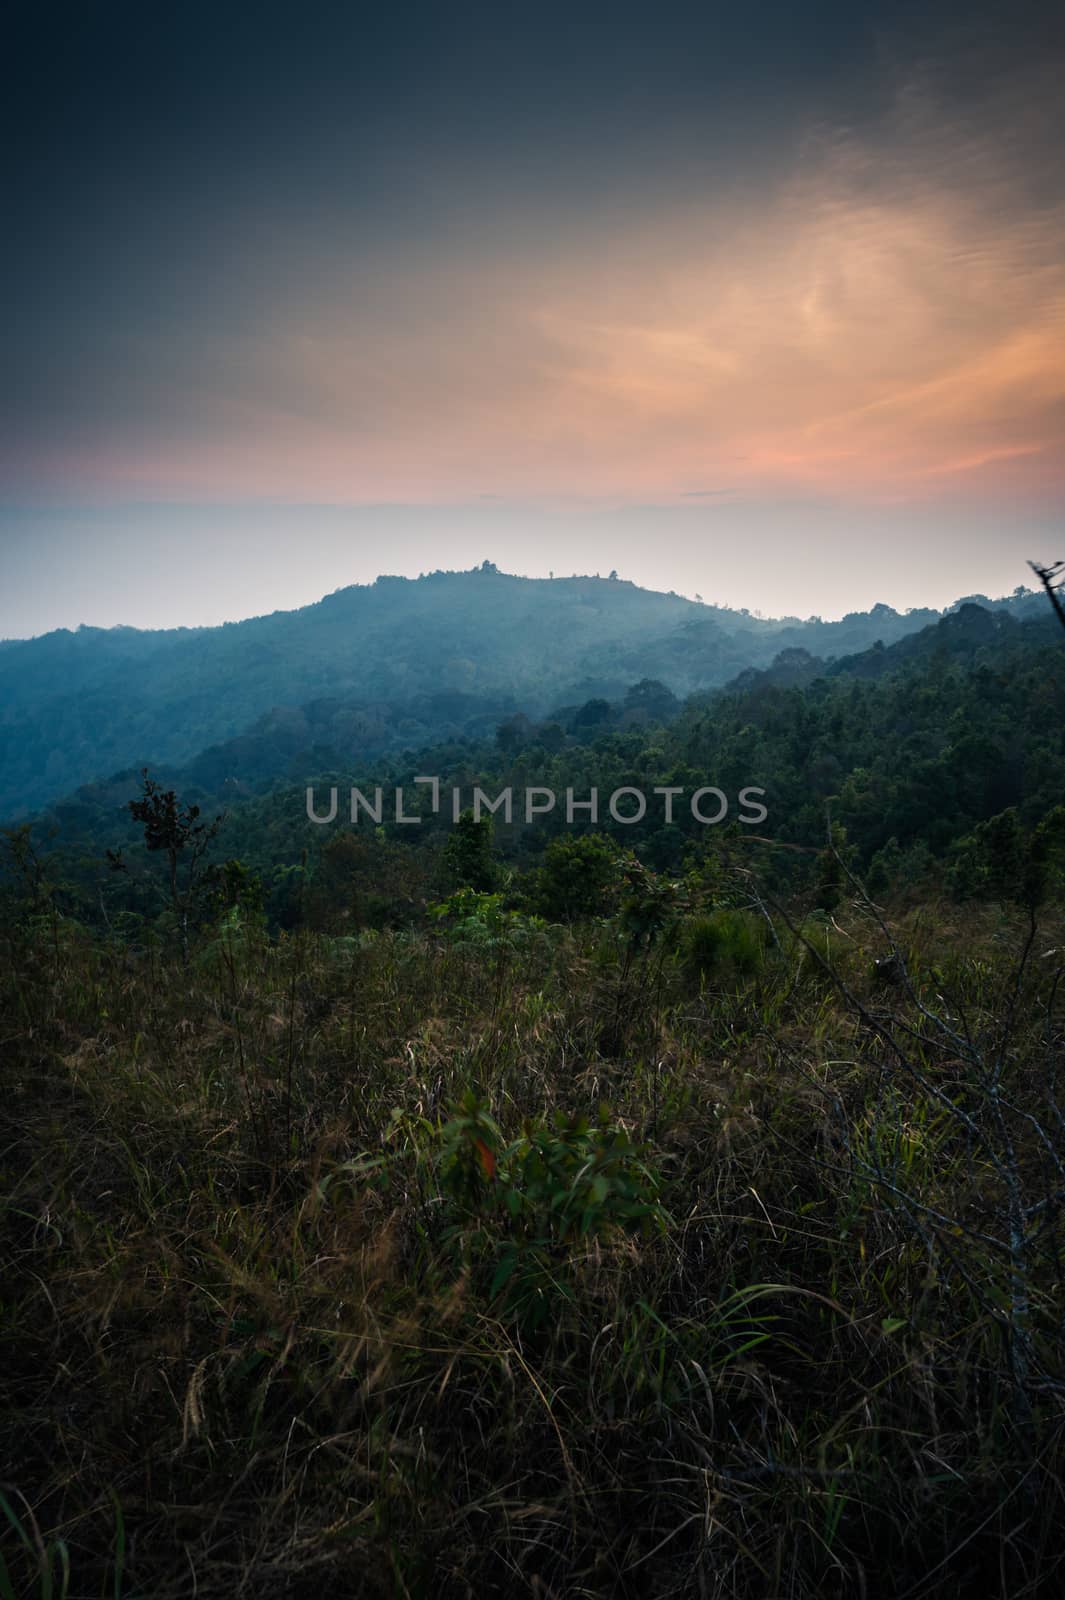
[0,566,1046,820]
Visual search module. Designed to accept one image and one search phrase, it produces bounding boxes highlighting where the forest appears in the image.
[16,593,1065,935]
[0,566,1045,821]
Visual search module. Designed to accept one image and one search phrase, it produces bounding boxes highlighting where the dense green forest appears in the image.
[0,565,1045,821]
[3,582,1065,1599]
[16,598,1065,936]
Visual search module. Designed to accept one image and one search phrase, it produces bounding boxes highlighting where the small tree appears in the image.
[443,810,499,892]
[111,769,224,958]
[813,818,854,912]
[535,833,619,922]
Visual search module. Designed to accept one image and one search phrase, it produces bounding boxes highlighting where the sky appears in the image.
[2,0,1063,636]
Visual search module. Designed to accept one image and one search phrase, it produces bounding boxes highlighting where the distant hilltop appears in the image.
[0,566,1046,821]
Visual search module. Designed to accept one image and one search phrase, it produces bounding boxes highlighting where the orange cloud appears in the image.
[17,60,1065,512]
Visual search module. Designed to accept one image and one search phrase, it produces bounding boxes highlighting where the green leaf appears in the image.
[490,1249,520,1298]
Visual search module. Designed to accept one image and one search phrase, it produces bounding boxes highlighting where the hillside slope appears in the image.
[0,566,1045,819]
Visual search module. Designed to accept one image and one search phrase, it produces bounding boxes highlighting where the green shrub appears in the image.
[438,1094,668,1329]
[681,908,765,982]
[427,887,549,951]
[533,833,620,922]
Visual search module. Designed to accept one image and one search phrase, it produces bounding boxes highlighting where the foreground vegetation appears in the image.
[4,875,1065,1597]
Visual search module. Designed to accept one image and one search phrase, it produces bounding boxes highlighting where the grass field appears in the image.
[3,896,1064,1597]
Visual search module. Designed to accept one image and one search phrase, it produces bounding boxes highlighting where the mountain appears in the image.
[0,565,1046,820]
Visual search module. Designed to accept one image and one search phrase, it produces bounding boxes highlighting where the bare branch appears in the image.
[1028,559,1065,636]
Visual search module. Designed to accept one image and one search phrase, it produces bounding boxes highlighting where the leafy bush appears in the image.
[438,1093,668,1329]
[427,887,549,951]
[533,832,620,921]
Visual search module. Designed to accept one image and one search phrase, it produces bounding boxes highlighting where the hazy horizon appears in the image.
[4,1,1063,638]
[0,514,1047,642]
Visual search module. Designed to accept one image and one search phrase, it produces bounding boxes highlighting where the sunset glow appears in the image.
[3,2,1063,631]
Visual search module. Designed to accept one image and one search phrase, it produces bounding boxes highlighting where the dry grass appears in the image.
[2,900,1065,1597]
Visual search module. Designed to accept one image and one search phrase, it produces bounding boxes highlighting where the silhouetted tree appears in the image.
[112,769,224,958]
[1029,560,1065,635]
